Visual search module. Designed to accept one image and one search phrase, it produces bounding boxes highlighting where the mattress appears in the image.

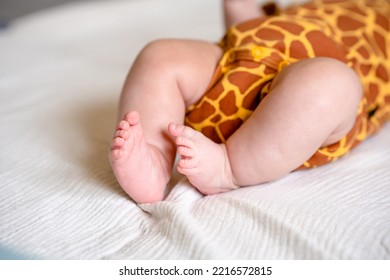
[0,0,389,259]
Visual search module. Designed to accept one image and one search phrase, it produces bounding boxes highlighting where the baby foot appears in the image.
[168,123,239,195]
[109,111,170,203]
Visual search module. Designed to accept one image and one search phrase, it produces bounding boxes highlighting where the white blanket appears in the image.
[0,0,389,259]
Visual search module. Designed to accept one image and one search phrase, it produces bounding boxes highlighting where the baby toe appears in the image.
[115,129,129,139]
[118,120,130,130]
[177,146,194,158]
[169,123,197,139]
[179,125,197,139]
[110,148,124,159]
[176,136,194,149]
[112,137,125,148]
[124,111,140,126]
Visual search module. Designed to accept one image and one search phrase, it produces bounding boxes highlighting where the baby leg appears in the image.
[110,39,222,203]
[227,57,362,185]
[169,57,362,194]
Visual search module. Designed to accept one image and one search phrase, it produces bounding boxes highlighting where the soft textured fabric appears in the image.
[0,0,389,260]
[185,0,390,168]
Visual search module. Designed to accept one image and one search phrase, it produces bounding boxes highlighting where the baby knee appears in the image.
[306,57,362,102]
[139,39,197,82]
[324,57,360,88]
[301,58,362,136]
[138,39,179,66]
[142,39,174,53]
[305,58,363,144]
[283,57,362,110]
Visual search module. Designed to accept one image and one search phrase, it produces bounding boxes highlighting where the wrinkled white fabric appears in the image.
[0,0,389,259]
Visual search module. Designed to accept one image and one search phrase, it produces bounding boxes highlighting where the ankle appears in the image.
[148,144,173,183]
[220,144,240,189]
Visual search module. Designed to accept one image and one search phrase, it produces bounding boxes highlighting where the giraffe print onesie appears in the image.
[185,0,390,169]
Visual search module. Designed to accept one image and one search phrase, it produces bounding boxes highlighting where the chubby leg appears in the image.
[226,57,362,185]
[110,39,222,203]
[169,57,362,194]
[223,0,263,29]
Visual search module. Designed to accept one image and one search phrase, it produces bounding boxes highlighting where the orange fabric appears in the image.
[185,0,390,168]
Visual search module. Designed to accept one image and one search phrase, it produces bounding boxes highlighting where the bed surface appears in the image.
[0,0,389,259]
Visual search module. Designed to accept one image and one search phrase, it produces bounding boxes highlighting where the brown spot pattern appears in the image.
[185,0,390,169]
[220,91,238,116]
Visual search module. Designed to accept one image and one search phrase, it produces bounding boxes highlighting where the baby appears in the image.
[109,0,390,203]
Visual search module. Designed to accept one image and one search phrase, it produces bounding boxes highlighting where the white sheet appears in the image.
[0,0,389,259]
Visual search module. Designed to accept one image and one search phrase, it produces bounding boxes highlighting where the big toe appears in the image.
[168,123,196,139]
[124,111,141,126]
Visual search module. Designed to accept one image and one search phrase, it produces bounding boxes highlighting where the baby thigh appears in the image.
[119,39,222,153]
[119,39,222,118]
[226,57,362,186]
